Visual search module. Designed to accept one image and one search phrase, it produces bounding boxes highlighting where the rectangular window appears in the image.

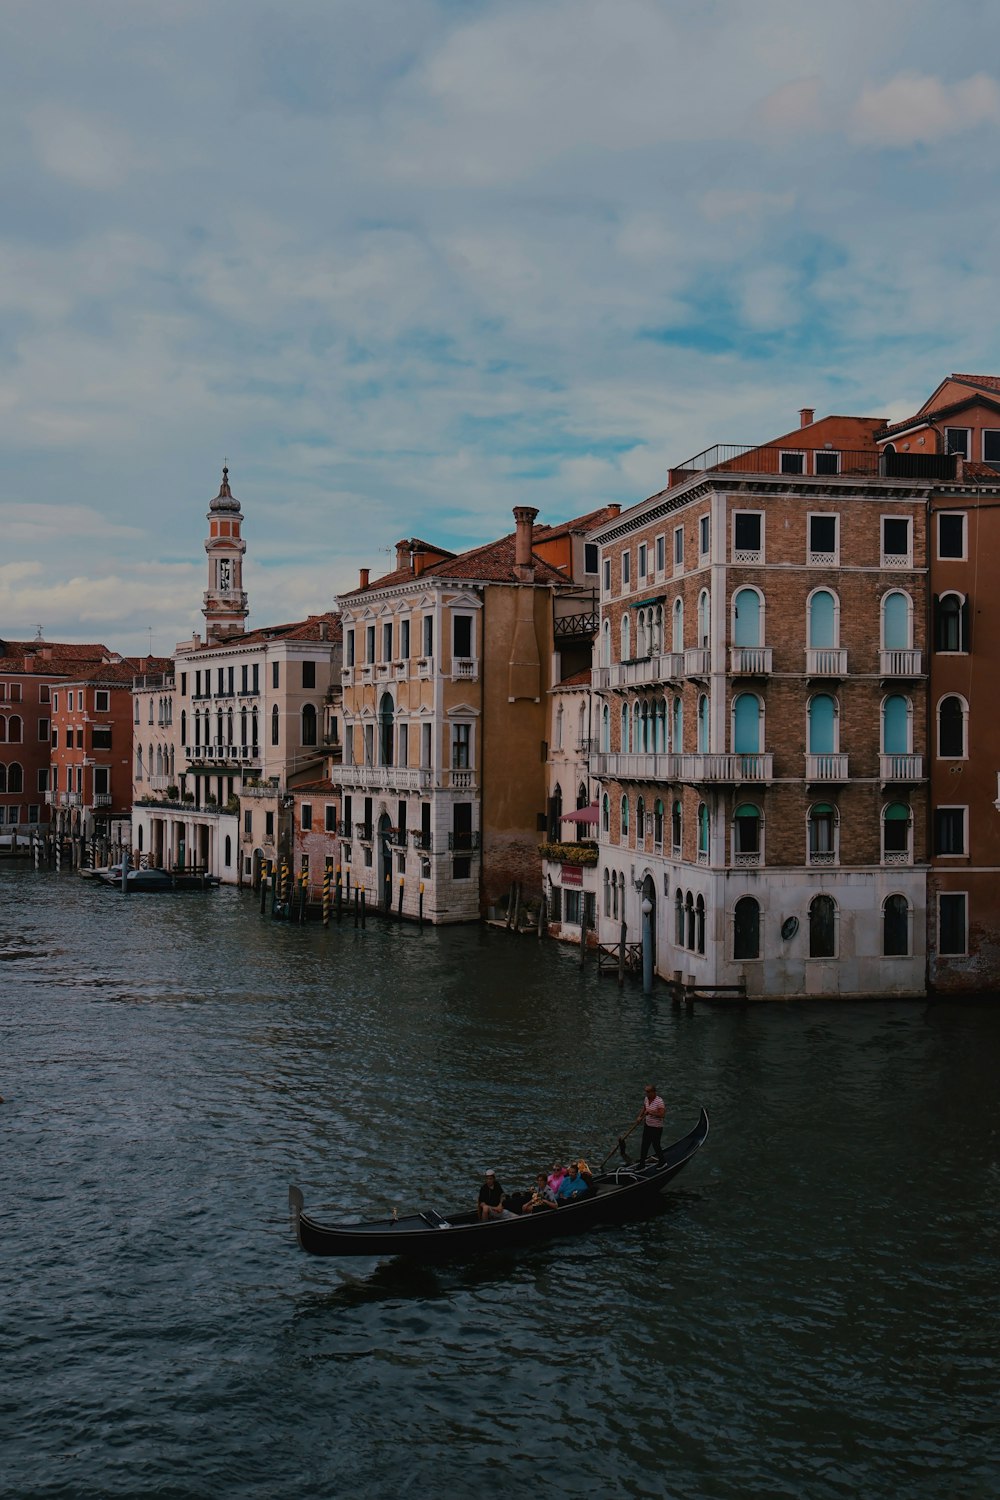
[621,551,631,589]
[938,893,968,955]
[564,889,582,925]
[265,811,274,838]
[52,692,59,712]
[217,669,224,694]
[882,517,911,565]
[945,427,970,458]
[94,690,109,712]
[638,542,647,579]
[92,727,112,750]
[934,807,966,856]
[38,718,50,740]
[938,513,966,559]
[37,768,49,792]
[242,665,249,693]
[244,810,252,834]
[780,450,805,474]
[584,542,599,574]
[301,803,313,831]
[39,684,50,703]
[423,616,433,657]
[51,728,59,749]
[382,623,393,662]
[400,618,410,659]
[453,615,473,658]
[699,515,710,557]
[68,691,74,711]
[983,430,1000,470]
[272,662,279,689]
[9,683,21,702]
[252,664,258,693]
[452,723,471,768]
[733,512,762,559]
[602,558,611,595]
[398,723,408,766]
[674,526,684,568]
[421,723,432,768]
[302,660,316,689]
[814,450,840,475]
[94,767,110,795]
[325,804,336,833]
[346,630,355,666]
[180,673,187,696]
[809,514,838,560]
[28,805,39,824]
[656,534,666,573]
[366,626,376,663]
[228,666,234,695]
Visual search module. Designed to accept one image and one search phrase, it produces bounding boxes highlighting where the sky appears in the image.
[3,0,1000,657]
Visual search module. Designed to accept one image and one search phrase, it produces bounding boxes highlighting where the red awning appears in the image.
[561,805,599,824]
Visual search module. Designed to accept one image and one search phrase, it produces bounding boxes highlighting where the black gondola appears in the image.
[289,1108,709,1261]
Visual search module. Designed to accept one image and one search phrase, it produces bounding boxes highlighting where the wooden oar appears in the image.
[599,1119,640,1170]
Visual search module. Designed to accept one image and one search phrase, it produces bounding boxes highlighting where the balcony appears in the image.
[447,768,476,790]
[393,661,409,681]
[592,653,682,691]
[356,822,373,842]
[806,753,849,781]
[337,820,352,838]
[44,790,57,805]
[149,776,170,791]
[241,782,281,799]
[590,751,772,783]
[730,646,772,675]
[807,850,837,866]
[684,647,711,678]
[806,648,848,677]
[880,649,923,677]
[670,443,957,482]
[448,830,481,852]
[411,830,433,852]
[881,753,924,782]
[92,793,112,808]
[331,764,433,792]
[452,658,478,680]
[61,792,81,807]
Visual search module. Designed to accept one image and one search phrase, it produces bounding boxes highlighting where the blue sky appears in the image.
[3,0,1000,655]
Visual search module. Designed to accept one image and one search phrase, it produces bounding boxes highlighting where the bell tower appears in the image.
[203,466,249,642]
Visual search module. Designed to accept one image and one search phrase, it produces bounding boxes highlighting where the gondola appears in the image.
[289,1107,709,1261]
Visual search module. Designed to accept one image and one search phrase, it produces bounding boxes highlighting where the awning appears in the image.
[561,805,599,824]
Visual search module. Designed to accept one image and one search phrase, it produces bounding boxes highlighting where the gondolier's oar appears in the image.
[600,1120,640,1170]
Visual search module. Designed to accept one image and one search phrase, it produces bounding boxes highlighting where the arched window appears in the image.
[653,799,664,847]
[882,802,912,863]
[685,891,695,950]
[640,700,650,752]
[636,610,647,660]
[733,693,760,754]
[808,803,837,863]
[612,873,619,921]
[674,887,684,945]
[554,704,563,751]
[577,781,588,810]
[734,803,761,861]
[578,704,587,747]
[155,746,163,776]
[807,694,837,753]
[252,709,258,747]
[672,695,683,752]
[0,719,6,742]
[604,868,611,916]
[698,802,709,858]
[224,835,232,867]
[633,700,641,752]
[882,590,911,649]
[621,613,631,661]
[619,703,629,754]
[601,704,610,752]
[271,704,280,746]
[883,894,910,956]
[695,894,705,955]
[672,598,684,653]
[937,695,967,758]
[602,793,610,834]
[734,897,760,959]
[241,708,248,746]
[733,588,761,647]
[882,695,910,754]
[697,694,709,752]
[655,698,667,751]
[807,589,837,648]
[302,703,318,748]
[620,795,629,840]
[809,894,837,958]
[602,619,611,668]
[653,605,664,653]
[671,798,682,852]
[227,709,234,745]
[698,589,710,648]
[934,593,968,652]
[551,783,563,836]
[636,796,645,841]
[7,715,22,743]
[7,762,23,793]
[0,764,6,791]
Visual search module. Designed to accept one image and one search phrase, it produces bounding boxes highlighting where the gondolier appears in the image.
[635,1083,666,1168]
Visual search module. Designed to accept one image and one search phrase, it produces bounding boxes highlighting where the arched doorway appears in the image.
[377,810,393,910]
[641,872,657,969]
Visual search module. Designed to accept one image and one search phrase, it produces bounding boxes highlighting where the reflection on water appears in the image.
[1,866,997,1499]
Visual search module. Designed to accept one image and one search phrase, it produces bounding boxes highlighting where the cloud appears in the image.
[28,105,136,189]
[851,72,1000,147]
[754,76,826,134]
[699,190,796,224]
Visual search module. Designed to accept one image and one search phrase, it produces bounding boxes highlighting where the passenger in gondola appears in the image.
[577,1159,595,1192]
[546,1161,566,1194]
[556,1162,589,1202]
[477,1169,513,1220]
[523,1172,557,1213]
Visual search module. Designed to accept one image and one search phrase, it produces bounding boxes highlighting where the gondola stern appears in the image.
[288,1185,305,1248]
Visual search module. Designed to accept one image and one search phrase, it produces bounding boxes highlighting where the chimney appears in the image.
[799,407,814,428]
[359,567,370,589]
[395,540,410,570]
[319,620,329,641]
[513,505,539,580]
[411,546,426,577]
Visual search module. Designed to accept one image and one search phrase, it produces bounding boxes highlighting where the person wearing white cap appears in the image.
[477,1168,506,1220]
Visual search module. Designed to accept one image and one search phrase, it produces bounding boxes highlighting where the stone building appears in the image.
[588,410,948,998]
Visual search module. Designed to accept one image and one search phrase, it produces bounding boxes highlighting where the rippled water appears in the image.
[2,866,997,1499]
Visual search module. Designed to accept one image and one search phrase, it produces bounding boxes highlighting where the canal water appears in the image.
[1,866,997,1500]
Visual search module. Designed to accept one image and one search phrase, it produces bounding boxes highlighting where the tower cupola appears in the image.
[203,465,249,642]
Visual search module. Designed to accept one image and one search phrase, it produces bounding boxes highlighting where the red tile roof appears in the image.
[534,504,623,541]
[0,640,114,673]
[951,373,1000,392]
[553,668,592,688]
[197,612,342,651]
